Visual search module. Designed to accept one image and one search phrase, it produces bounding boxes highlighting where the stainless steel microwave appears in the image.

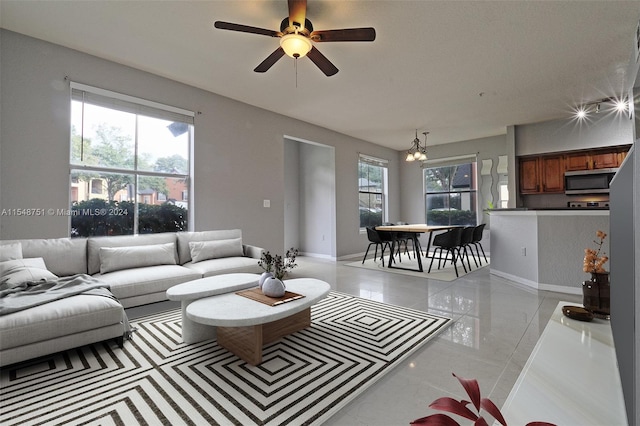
[564,168,618,194]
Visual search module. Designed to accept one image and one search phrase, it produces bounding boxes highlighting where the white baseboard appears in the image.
[299,252,336,261]
[490,269,582,295]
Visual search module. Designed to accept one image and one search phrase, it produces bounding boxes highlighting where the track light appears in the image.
[574,97,628,120]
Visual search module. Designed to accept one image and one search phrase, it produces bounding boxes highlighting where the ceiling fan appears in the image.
[214,0,376,76]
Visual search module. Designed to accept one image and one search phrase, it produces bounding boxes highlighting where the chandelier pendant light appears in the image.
[405,130,429,162]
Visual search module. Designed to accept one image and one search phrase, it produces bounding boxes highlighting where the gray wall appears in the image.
[0,30,401,259]
[399,134,507,252]
[298,141,335,258]
[400,134,507,224]
[610,141,639,425]
[515,113,634,156]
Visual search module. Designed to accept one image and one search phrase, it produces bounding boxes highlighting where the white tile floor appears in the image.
[290,256,581,426]
[127,255,582,426]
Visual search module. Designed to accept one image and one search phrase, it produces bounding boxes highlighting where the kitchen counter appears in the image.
[501,302,627,425]
[488,209,609,293]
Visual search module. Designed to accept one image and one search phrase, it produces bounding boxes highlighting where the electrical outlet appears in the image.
[521,247,526,256]
[263,199,270,208]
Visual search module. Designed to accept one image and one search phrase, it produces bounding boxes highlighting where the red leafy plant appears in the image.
[411,373,556,426]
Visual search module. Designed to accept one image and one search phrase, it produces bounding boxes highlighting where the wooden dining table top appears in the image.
[375,224,458,233]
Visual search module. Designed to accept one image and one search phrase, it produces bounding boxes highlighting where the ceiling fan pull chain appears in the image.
[295,56,298,88]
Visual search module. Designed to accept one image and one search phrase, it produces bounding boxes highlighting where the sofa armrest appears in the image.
[243,244,264,259]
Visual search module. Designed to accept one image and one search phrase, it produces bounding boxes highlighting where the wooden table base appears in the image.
[216,307,311,365]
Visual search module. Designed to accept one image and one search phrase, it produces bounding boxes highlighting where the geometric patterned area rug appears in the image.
[345,256,490,282]
[0,292,451,426]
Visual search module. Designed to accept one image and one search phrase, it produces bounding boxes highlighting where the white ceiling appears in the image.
[2,1,640,151]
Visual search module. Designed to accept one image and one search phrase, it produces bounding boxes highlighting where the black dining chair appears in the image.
[459,226,477,270]
[427,227,466,277]
[362,227,392,264]
[381,222,412,261]
[470,223,487,264]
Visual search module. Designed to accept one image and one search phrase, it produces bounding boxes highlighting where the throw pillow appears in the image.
[0,257,58,288]
[189,238,244,263]
[0,242,23,262]
[100,242,177,274]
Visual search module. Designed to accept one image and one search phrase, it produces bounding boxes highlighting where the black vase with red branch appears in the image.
[582,230,610,318]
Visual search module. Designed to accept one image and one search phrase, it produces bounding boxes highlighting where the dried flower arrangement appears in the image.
[583,230,608,274]
[259,248,298,280]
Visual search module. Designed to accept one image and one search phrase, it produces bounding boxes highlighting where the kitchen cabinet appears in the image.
[519,145,631,195]
[519,157,539,193]
[565,147,628,171]
[519,155,564,194]
[540,155,564,192]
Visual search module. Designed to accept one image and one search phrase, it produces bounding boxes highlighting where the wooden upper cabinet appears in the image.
[519,145,630,195]
[565,147,628,171]
[565,153,590,171]
[519,157,539,193]
[540,155,564,192]
[591,151,619,169]
[519,155,564,194]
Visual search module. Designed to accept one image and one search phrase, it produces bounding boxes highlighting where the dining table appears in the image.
[375,224,460,272]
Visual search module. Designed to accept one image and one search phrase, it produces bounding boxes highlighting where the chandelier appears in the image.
[405,130,429,162]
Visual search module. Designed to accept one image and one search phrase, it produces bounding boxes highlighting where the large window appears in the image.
[424,159,477,226]
[358,154,388,228]
[70,83,193,237]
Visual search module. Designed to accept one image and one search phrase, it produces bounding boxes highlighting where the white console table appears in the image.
[501,302,628,425]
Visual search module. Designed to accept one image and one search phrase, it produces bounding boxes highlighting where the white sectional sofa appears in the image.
[0,229,263,366]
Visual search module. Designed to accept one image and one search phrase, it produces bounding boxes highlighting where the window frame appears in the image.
[423,156,479,227]
[69,82,194,237]
[358,154,389,230]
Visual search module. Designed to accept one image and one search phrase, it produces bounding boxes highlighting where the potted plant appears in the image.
[261,248,298,297]
[411,373,555,426]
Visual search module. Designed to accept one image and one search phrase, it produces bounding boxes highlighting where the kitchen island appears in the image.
[488,209,609,294]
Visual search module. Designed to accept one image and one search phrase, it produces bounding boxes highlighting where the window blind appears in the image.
[359,154,389,168]
[422,153,478,168]
[71,82,194,125]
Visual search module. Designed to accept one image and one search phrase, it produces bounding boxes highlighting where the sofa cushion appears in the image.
[0,242,23,261]
[93,264,201,300]
[177,230,243,265]
[0,258,58,288]
[189,238,244,263]
[99,242,177,274]
[183,256,262,278]
[87,233,178,275]
[2,238,87,276]
[0,294,124,350]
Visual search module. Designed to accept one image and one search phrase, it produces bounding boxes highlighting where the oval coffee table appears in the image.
[187,278,330,365]
[166,273,260,344]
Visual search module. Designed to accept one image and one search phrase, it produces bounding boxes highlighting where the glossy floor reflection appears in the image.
[287,256,582,426]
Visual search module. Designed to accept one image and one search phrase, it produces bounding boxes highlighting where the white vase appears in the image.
[262,277,286,298]
[259,271,273,288]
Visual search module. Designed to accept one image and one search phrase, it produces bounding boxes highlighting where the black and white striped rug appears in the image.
[0,292,451,426]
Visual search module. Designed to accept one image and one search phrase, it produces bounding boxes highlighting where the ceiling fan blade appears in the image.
[310,28,376,42]
[306,46,339,76]
[254,47,286,73]
[214,21,281,38]
[288,0,307,28]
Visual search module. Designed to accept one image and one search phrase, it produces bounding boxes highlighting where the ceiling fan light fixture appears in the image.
[280,33,312,58]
